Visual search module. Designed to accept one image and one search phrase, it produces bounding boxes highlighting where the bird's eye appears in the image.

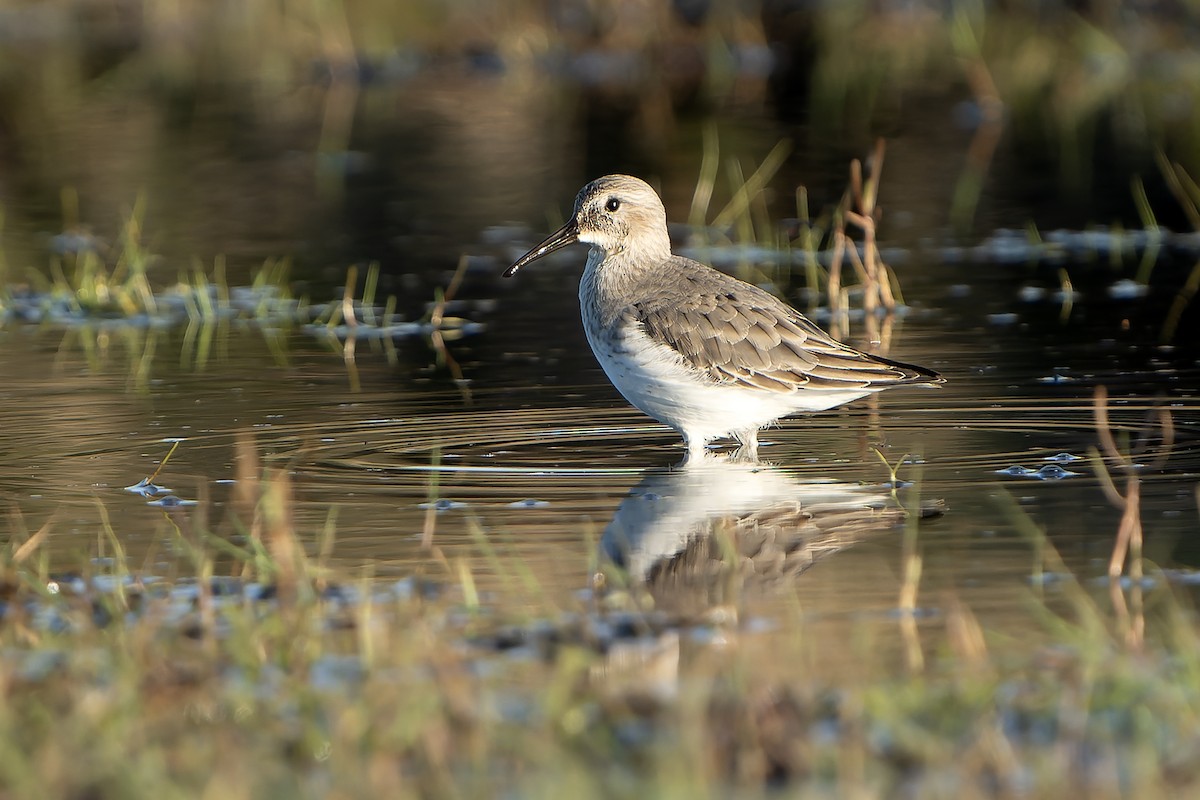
[605,197,620,212]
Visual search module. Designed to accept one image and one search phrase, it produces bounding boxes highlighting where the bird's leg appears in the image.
[682,434,709,464]
[733,429,760,463]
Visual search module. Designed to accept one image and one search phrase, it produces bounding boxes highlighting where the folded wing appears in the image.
[631,262,941,394]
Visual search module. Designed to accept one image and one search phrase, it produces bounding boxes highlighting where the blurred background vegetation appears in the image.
[2,0,1199,288]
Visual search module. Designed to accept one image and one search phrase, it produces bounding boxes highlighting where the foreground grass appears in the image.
[2,468,1200,799]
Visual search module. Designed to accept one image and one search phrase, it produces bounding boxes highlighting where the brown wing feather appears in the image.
[631,261,941,394]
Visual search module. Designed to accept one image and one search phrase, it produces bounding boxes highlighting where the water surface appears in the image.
[1,44,1198,665]
[5,244,1197,658]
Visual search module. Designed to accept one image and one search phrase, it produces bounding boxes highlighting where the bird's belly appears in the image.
[583,319,802,439]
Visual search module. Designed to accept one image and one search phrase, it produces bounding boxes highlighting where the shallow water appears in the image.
[1,38,1199,668]
[5,239,1198,653]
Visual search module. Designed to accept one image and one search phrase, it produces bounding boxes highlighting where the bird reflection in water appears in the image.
[598,455,939,617]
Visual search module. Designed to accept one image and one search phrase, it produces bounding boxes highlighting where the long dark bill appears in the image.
[503,220,580,278]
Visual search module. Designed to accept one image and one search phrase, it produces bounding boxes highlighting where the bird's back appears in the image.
[623,255,942,395]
